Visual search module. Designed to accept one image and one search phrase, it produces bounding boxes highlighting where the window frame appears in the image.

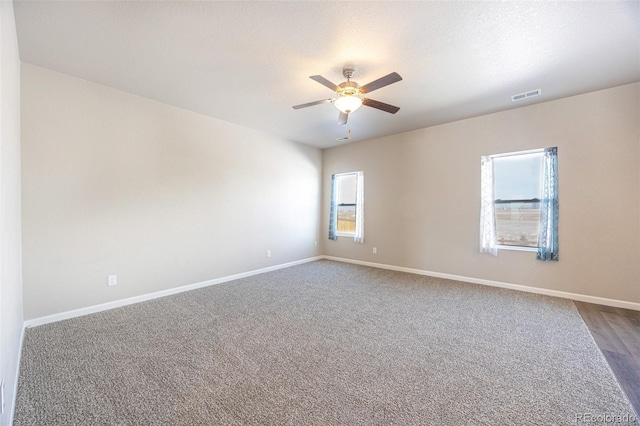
[491,148,544,252]
[334,172,359,238]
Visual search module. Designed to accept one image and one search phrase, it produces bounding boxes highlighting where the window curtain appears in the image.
[354,171,364,243]
[537,147,559,261]
[328,174,337,240]
[479,156,498,255]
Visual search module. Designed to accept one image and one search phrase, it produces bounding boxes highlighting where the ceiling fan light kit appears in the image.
[334,68,363,114]
[293,66,402,125]
[334,86,363,114]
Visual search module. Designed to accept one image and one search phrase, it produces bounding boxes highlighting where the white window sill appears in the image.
[496,245,538,252]
[336,233,355,238]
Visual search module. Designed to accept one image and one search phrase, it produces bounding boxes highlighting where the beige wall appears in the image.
[19,62,640,322]
[1,1,24,423]
[323,83,640,304]
[21,64,322,320]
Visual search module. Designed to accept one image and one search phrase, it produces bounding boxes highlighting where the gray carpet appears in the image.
[14,260,638,425]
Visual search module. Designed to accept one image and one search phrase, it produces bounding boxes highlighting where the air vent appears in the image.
[336,129,352,142]
[511,89,541,102]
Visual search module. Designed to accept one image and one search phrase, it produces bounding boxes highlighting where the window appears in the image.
[329,171,364,243]
[480,148,558,260]
[493,151,544,248]
[336,173,357,235]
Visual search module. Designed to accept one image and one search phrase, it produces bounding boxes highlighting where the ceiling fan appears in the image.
[293,67,402,125]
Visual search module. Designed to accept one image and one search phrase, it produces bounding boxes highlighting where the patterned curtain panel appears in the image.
[537,147,559,261]
[328,174,337,240]
[479,156,498,256]
[354,171,364,243]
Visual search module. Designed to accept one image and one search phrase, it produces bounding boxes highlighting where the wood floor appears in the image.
[575,301,640,416]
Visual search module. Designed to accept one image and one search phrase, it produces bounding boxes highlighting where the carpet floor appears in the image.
[14,260,638,425]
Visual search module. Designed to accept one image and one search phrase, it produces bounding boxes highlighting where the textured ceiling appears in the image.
[14,1,640,148]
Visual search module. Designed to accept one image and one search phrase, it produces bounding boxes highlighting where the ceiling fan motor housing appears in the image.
[337,81,361,97]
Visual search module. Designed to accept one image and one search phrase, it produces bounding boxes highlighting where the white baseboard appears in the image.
[24,256,323,328]
[23,254,640,329]
[322,256,640,312]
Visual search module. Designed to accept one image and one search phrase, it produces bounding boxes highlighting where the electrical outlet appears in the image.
[373,247,377,254]
[266,250,271,258]
[108,275,118,286]
[314,241,318,247]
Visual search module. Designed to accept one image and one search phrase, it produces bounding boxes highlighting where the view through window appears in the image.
[493,151,544,248]
[336,173,357,235]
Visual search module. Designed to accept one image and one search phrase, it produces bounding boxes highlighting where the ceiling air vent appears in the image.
[511,89,541,102]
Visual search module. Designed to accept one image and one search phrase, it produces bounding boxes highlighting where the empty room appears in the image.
[1,1,639,425]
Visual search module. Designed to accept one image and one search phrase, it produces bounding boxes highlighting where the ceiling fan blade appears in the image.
[338,111,348,125]
[292,98,333,109]
[310,75,339,91]
[360,72,402,94]
[362,98,400,114]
